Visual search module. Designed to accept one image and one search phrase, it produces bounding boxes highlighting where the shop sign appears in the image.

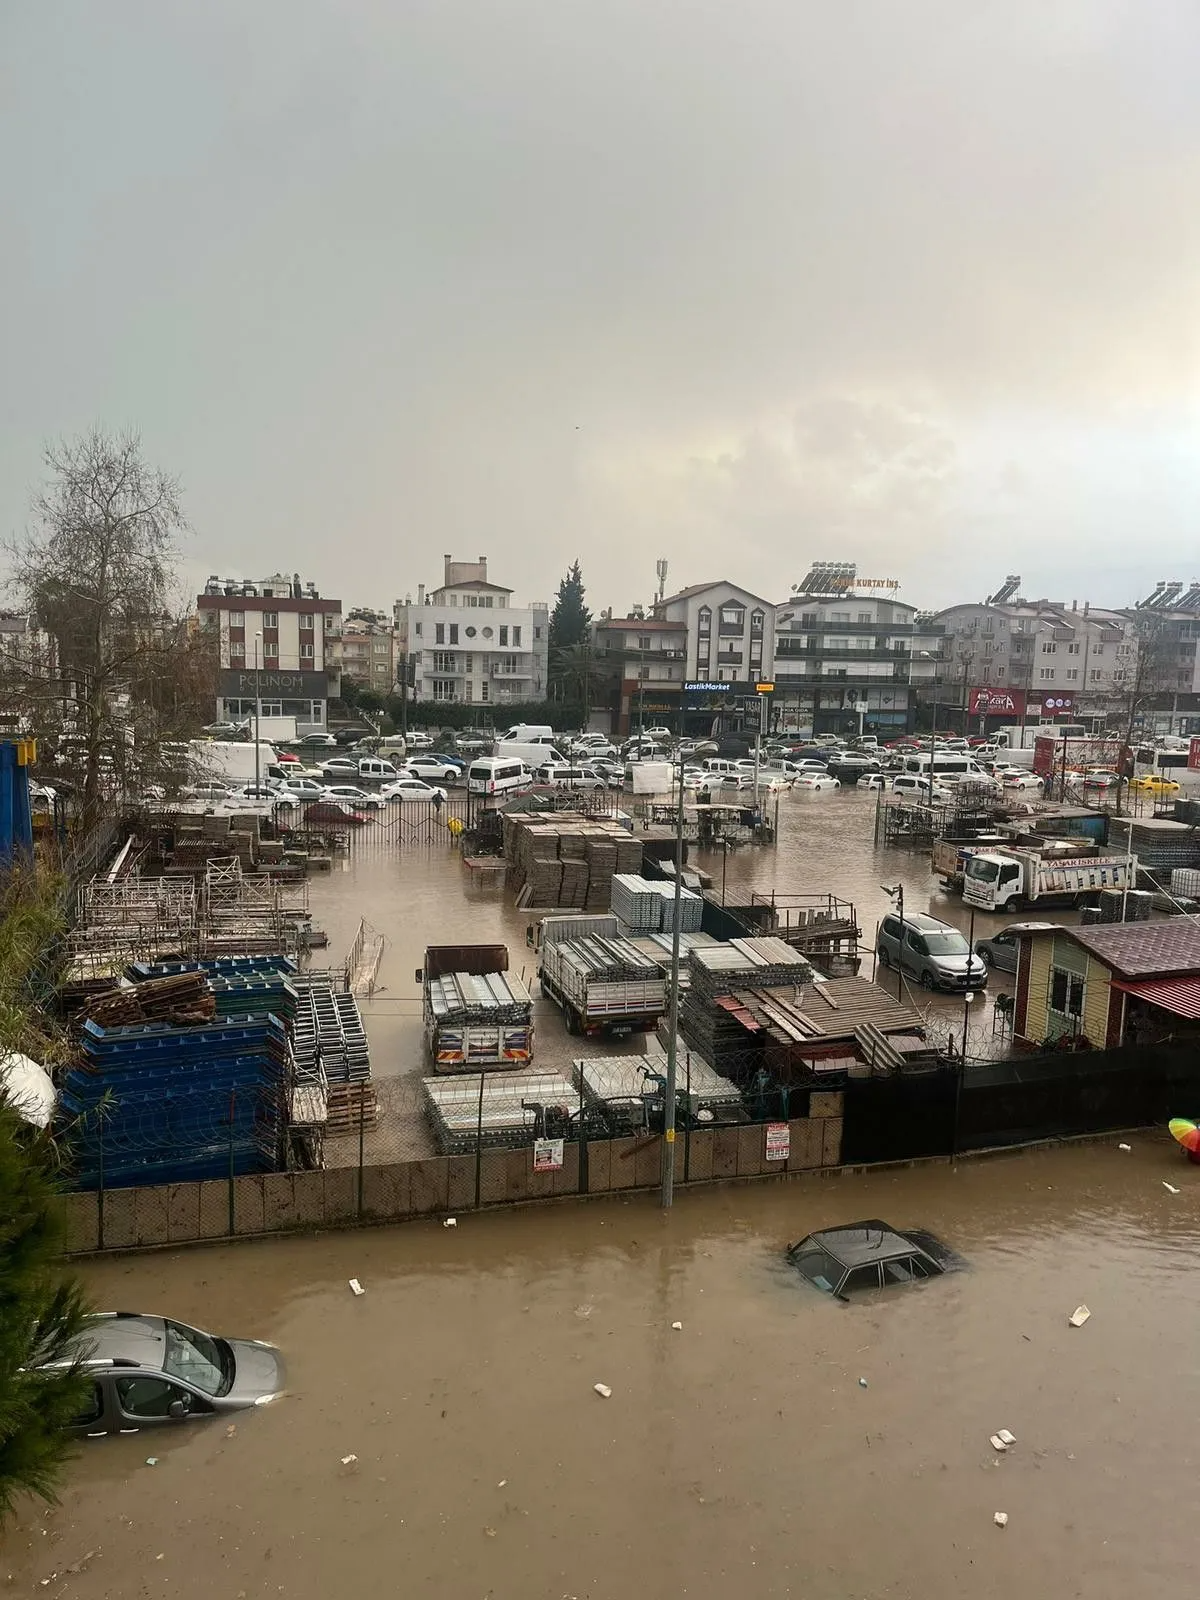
[684,681,731,693]
[764,1123,790,1162]
[532,1139,564,1173]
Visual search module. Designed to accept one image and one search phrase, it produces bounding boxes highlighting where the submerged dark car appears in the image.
[787,1220,962,1298]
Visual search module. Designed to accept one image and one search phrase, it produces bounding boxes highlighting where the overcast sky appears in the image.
[3,0,1198,616]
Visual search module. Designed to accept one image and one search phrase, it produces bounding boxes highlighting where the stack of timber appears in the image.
[74,971,216,1031]
[502,812,643,910]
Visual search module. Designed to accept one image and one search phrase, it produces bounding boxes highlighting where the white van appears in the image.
[700,758,744,778]
[467,757,530,797]
[496,739,568,767]
[376,736,407,760]
[502,724,555,743]
[901,753,989,783]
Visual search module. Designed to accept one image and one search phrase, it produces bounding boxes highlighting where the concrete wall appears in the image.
[61,1104,844,1255]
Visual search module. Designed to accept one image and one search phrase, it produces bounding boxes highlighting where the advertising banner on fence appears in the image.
[969,687,1076,718]
[532,1139,564,1173]
[765,1122,790,1162]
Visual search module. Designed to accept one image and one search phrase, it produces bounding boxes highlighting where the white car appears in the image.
[400,757,461,784]
[320,785,387,811]
[283,777,326,800]
[1002,772,1044,793]
[228,783,300,807]
[381,777,448,804]
[182,781,232,804]
[405,731,435,750]
[794,772,841,792]
[318,758,362,780]
[857,773,887,789]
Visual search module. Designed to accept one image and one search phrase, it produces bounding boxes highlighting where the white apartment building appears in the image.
[934,596,1135,718]
[198,573,342,728]
[773,591,944,736]
[393,556,549,709]
[655,581,776,684]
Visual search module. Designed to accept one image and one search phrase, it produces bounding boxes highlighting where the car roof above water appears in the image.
[799,1221,927,1268]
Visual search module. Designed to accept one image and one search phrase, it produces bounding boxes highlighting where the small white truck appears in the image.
[963,847,1136,912]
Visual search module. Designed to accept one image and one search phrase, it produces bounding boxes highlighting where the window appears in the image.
[720,606,745,628]
[449,593,459,606]
[831,611,850,623]
[480,681,489,701]
[433,652,457,673]
[751,609,765,634]
[435,622,445,644]
[534,626,542,640]
[697,606,711,634]
[433,680,458,701]
[449,623,458,645]
[1066,669,1079,681]
[1067,642,1080,654]
[500,626,508,646]
[1094,644,1105,656]
[843,1265,883,1292]
[300,643,314,659]
[638,635,651,650]
[512,625,521,646]
[1041,642,1056,654]
[1090,669,1102,682]
[1039,668,1054,680]
[856,611,871,624]
[299,613,313,631]
[1050,967,1085,1018]
[116,1376,207,1419]
[262,611,278,628]
[465,626,477,638]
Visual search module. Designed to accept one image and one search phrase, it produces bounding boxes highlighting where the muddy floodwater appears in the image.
[8,1140,1200,1598]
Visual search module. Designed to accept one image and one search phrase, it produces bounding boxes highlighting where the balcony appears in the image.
[490,664,533,679]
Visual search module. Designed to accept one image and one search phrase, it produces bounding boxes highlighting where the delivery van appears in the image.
[467,757,530,797]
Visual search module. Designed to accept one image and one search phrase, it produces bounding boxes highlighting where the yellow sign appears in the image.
[755,682,775,694]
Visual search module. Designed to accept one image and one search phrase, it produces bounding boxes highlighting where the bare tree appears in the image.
[3,430,203,828]
[1109,614,1179,814]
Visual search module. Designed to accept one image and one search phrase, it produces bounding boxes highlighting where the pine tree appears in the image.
[0,1096,93,1521]
[548,562,592,651]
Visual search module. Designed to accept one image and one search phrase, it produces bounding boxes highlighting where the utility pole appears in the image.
[661,749,685,1209]
[254,633,262,792]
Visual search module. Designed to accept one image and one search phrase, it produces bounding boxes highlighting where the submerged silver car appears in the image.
[58,1312,285,1435]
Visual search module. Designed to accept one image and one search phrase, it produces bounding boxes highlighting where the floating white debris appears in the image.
[989,1435,1009,1453]
[994,1512,1009,1528]
[593,1383,613,1399]
[671,1321,683,1331]
[996,1428,1017,1446]
[858,1377,869,1388]
[1068,1305,1091,1328]
[144,1458,158,1467]
[341,1454,358,1466]
[348,1278,364,1296]
[1118,1143,1131,1152]
[444,1217,458,1228]
[1163,1182,1181,1195]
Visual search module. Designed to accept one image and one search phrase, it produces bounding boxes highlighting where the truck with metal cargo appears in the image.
[527,913,620,953]
[538,934,668,1037]
[418,944,534,1071]
[962,846,1136,912]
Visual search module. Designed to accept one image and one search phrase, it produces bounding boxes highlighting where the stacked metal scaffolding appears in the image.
[291,976,373,1134]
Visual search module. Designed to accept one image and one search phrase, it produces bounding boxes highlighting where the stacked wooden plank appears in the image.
[687,938,814,1002]
[76,972,217,1030]
[503,813,644,910]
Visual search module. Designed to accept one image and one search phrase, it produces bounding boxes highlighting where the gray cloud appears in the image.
[3,1,1198,615]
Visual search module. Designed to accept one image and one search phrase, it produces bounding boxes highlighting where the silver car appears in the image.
[876,911,988,992]
[58,1313,285,1435]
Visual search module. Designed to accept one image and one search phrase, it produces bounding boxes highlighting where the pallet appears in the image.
[325,1083,378,1135]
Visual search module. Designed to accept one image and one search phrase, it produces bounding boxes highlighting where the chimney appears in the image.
[293,572,301,598]
[478,556,487,577]
[443,554,453,586]
[417,583,425,607]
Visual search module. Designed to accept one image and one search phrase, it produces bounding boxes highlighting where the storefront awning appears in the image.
[1111,975,1200,1020]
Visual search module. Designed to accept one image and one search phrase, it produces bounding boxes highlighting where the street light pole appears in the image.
[254,633,263,792]
[661,750,685,1210]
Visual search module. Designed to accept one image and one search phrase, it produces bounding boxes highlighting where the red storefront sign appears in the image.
[1189,737,1200,771]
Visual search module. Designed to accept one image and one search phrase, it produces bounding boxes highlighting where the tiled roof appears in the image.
[1060,920,1200,979]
